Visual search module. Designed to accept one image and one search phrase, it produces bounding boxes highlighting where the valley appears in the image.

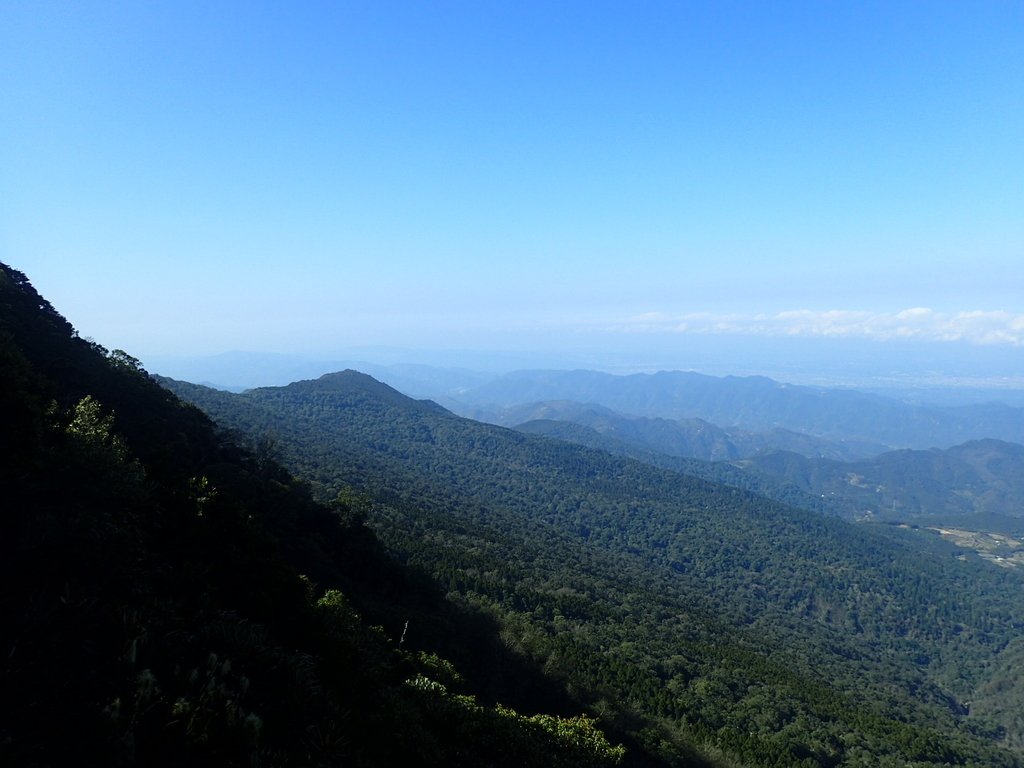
[928,527,1024,569]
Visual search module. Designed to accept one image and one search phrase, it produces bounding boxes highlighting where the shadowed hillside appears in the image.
[0,262,629,768]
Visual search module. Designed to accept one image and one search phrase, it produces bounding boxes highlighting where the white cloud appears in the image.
[607,309,1024,346]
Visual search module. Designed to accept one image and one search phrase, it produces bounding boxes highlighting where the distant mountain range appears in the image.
[478,399,887,461]
[443,368,1024,451]
[158,357,1024,529]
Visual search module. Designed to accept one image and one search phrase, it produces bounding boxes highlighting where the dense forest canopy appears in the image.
[0,262,628,767]
[164,367,1024,766]
[7,260,1024,767]
[514,415,1024,529]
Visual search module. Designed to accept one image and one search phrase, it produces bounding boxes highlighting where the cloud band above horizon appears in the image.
[609,309,1024,346]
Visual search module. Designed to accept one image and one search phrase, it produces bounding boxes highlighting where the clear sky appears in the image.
[2,2,1022,377]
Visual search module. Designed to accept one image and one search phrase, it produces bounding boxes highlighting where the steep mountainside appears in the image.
[451,369,1024,449]
[1,264,628,767]
[165,368,1024,767]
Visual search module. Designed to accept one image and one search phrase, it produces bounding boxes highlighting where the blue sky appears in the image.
[2,2,1022,376]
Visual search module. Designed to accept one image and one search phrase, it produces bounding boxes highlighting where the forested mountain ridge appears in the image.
[738,439,1024,523]
[447,368,1024,450]
[164,368,1024,766]
[0,263,629,767]
[512,418,850,518]
[515,418,1024,528]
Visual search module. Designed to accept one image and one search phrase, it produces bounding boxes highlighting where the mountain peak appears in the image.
[255,368,450,414]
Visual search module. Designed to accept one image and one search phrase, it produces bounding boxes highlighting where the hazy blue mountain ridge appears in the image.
[475,399,885,461]
[451,369,1024,450]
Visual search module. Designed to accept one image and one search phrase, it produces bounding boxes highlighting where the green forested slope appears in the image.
[164,369,1024,767]
[737,440,1024,522]
[1,263,628,767]
[517,415,1024,533]
[514,417,845,516]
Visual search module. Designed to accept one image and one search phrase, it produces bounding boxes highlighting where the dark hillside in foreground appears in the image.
[165,367,1024,766]
[0,263,629,767]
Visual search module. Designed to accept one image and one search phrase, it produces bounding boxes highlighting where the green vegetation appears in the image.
[0,263,626,767]
[164,369,1024,766]
[9,257,1024,766]
[514,417,844,516]
[736,440,1024,523]
[512,406,1024,527]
